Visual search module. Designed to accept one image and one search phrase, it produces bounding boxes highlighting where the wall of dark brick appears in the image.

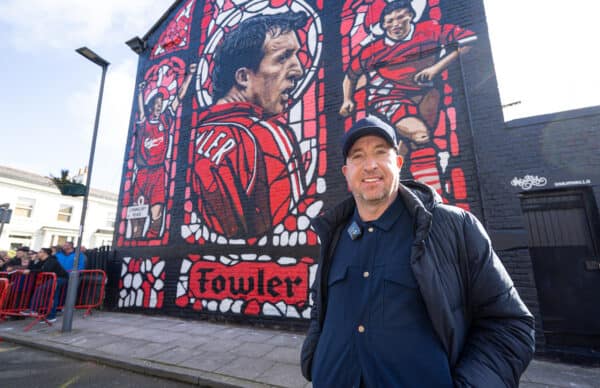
[474,101,600,353]
[106,0,578,354]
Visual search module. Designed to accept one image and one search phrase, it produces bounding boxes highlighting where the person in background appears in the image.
[4,246,30,272]
[22,248,68,323]
[0,250,8,271]
[55,241,86,271]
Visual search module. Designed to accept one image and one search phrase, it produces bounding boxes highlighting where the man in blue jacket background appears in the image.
[55,241,86,271]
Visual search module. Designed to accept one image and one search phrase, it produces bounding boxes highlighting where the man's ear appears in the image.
[396,155,404,169]
[234,67,251,88]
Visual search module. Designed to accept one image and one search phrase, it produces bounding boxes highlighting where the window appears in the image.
[106,212,116,228]
[52,235,70,246]
[8,234,32,250]
[57,204,74,222]
[14,197,35,218]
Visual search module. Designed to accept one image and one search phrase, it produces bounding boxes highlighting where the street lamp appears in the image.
[62,47,110,333]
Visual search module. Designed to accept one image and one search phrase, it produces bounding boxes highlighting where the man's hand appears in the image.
[339,99,355,117]
[414,66,438,85]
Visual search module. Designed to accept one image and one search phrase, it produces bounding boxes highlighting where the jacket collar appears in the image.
[313,180,439,245]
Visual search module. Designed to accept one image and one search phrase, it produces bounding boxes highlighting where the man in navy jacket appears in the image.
[301,116,534,387]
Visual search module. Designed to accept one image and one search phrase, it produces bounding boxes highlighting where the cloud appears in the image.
[0,0,169,51]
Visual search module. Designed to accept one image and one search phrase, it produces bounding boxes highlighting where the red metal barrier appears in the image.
[0,278,8,313]
[0,271,57,331]
[26,273,57,330]
[0,271,37,316]
[57,270,107,317]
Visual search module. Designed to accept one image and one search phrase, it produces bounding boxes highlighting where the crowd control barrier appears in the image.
[57,270,107,317]
[0,269,106,330]
[0,271,57,330]
[0,278,8,313]
[0,271,37,315]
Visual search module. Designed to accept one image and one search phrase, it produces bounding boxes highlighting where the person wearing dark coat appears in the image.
[301,116,535,387]
[23,248,68,322]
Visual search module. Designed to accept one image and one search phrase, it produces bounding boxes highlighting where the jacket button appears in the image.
[367,227,374,232]
[363,271,369,278]
[358,325,365,333]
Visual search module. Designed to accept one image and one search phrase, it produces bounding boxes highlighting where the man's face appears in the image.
[382,8,414,41]
[151,96,163,120]
[342,135,403,209]
[245,30,303,116]
[63,243,74,254]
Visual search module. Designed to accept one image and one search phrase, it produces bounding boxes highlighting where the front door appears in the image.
[520,187,600,348]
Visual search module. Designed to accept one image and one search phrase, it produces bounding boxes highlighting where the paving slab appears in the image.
[263,345,301,364]
[178,351,238,373]
[255,362,309,388]
[215,356,275,380]
[234,342,276,358]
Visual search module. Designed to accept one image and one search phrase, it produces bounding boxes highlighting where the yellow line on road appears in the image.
[0,346,20,352]
[59,376,80,388]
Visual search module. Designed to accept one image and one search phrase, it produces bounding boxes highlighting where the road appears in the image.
[0,341,196,387]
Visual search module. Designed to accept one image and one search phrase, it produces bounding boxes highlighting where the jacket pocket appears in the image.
[383,264,421,327]
[383,264,418,288]
[324,263,349,324]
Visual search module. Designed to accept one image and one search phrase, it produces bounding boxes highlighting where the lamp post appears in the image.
[62,47,110,333]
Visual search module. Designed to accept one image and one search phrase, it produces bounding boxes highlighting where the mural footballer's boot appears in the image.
[147,217,162,239]
[131,218,145,238]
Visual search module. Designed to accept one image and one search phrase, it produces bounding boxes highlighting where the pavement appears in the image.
[0,311,599,388]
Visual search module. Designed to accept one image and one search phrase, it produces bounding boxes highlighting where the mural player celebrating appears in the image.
[191,11,308,239]
[340,0,476,195]
[301,116,534,387]
[131,63,196,238]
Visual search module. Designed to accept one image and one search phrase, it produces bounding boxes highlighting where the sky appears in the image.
[0,0,598,194]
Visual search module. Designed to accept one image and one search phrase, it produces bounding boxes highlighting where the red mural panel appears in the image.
[340,0,476,209]
[181,0,326,246]
[116,57,196,247]
[176,254,315,318]
[150,0,196,59]
[118,256,166,309]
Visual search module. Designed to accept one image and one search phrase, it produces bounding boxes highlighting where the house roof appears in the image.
[0,165,118,202]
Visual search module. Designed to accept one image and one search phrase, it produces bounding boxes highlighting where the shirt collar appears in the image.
[352,193,407,232]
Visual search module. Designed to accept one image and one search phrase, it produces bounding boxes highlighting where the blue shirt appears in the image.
[56,251,86,271]
[312,195,452,387]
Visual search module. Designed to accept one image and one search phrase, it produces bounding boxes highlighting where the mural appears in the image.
[182,0,325,246]
[114,0,484,322]
[117,57,195,246]
[151,0,196,59]
[340,0,476,209]
[118,256,166,308]
[176,254,315,318]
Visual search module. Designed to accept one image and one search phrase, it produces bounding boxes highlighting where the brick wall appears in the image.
[108,0,530,329]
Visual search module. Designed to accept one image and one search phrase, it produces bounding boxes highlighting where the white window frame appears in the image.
[57,204,74,222]
[14,197,35,218]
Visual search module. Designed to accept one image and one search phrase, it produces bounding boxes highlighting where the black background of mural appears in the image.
[109,0,499,327]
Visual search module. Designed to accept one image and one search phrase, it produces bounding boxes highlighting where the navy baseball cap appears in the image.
[342,116,398,159]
